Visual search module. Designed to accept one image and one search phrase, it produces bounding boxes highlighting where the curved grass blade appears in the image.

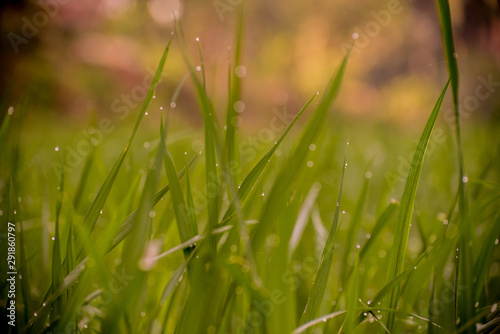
[384,80,449,331]
[221,92,317,223]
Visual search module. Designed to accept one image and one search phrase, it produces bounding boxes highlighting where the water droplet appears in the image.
[495,239,499,245]
[366,234,371,239]
[34,313,38,317]
[215,163,219,167]
[363,312,367,316]
[144,141,150,149]
[195,37,199,42]
[51,237,55,241]
[307,161,314,167]
[141,311,146,317]
[84,324,88,329]
[170,102,176,108]
[342,210,346,214]
[196,66,202,72]
[356,244,360,249]
[322,317,327,322]
[42,303,46,307]
[145,112,148,115]
[365,171,372,179]
[233,101,245,113]
[346,141,349,145]
[414,266,417,269]
[336,202,340,207]
[238,185,241,189]
[230,245,238,252]
[443,219,449,225]
[309,144,316,151]
[235,65,247,78]
[153,95,156,99]
[367,300,371,305]
[316,91,320,95]
[160,107,163,110]
[54,146,59,152]
[261,192,265,196]
[352,32,359,40]
[149,210,156,218]
[475,302,479,307]
[100,210,103,214]
[462,176,468,183]
[8,107,14,115]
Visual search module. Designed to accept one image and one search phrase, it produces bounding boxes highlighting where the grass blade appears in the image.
[384,80,449,331]
[299,147,348,328]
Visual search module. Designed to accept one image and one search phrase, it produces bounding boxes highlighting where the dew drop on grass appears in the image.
[336,202,340,207]
[149,210,156,218]
[307,161,314,167]
[42,302,46,307]
[54,146,59,152]
[261,192,265,196]
[170,102,176,108]
[475,302,479,308]
[443,219,449,225]
[352,32,359,40]
[367,300,371,305]
[356,244,360,249]
[233,101,245,113]
[309,144,316,151]
[495,239,499,245]
[322,317,327,322]
[462,176,468,183]
[51,237,55,241]
[100,210,103,214]
[235,65,247,78]
[366,234,371,239]
[196,66,202,72]
[144,141,150,149]
[342,210,346,214]
[365,171,372,179]
[8,106,14,115]
[34,313,38,317]
[153,95,156,99]
[140,312,146,317]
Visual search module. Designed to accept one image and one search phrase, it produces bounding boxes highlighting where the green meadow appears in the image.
[1,0,499,333]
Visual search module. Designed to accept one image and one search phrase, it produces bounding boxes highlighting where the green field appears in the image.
[1,1,500,333]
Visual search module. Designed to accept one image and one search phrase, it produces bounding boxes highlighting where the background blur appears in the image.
[1,0,499,129]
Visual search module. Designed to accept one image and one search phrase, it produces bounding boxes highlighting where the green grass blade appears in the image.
[342,177,369,284]
[51,164,64,322]
[74,37,173,255]
[359,201,399,261]
[251,46,351,253]
[184,159,198,235]
[221,93,317,223]
[384,80,449,331]
[299,148,347,328]
[162,114,196,248]
[225,4,245,170]
[175,22,221,254]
